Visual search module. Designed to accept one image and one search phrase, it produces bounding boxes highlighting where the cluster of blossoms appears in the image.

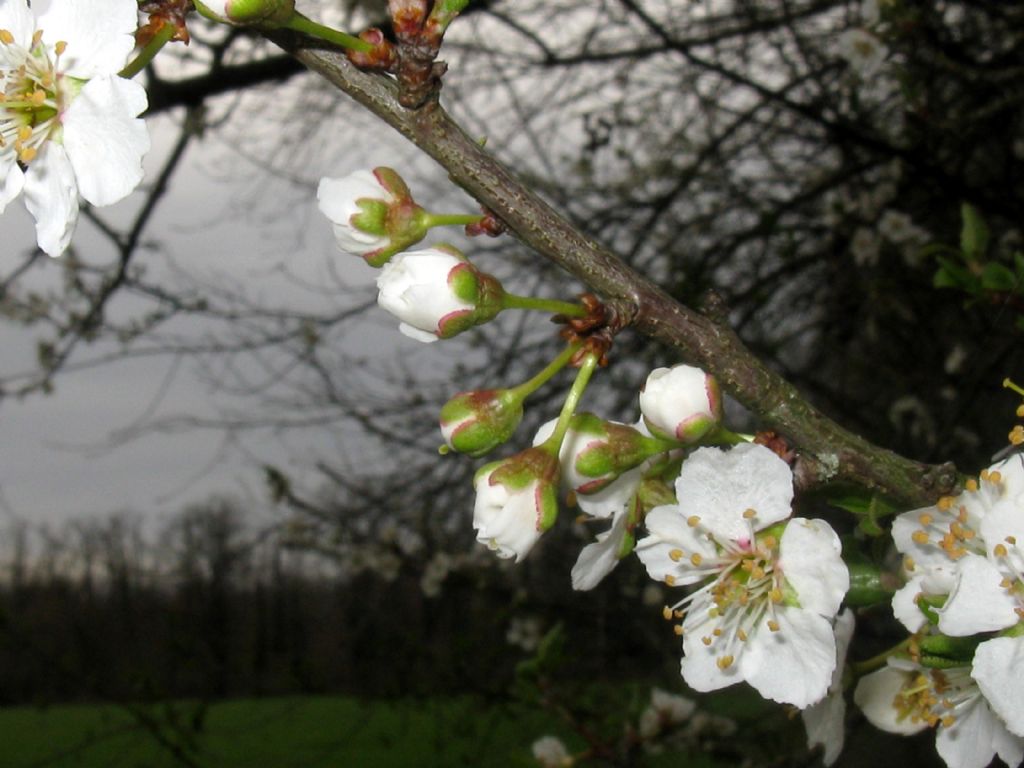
[853,454,1024,768]
[311,165,1023,768]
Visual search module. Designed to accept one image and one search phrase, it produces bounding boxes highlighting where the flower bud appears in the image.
[376,245,505,343]
[473,447,560,561]
[639,364,722,443]
[440,388,523,457]
[223,0,295,25]
[317,167,427,266]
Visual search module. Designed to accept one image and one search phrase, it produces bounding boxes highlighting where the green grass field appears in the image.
[1,695,573,767]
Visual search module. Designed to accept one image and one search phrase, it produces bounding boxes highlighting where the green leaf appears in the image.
[981,262,1017,292]
[959,202,989,260]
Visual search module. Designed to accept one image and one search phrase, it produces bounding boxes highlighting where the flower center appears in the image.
[0,28,67,165]
[893,668,976,730]
[663,510,786,670]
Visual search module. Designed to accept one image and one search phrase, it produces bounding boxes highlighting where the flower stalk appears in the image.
[120,19,177,79]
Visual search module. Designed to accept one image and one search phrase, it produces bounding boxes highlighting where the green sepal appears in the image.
[351,199,389,236]
[918,632,980,662]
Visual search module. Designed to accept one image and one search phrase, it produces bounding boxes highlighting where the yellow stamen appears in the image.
[669,549,684,562]
[768,620,780,632]
[717,655,734,669]
[919,513,933,526]
[912,530,929,545]
[662,606,673,621]
[0,29,13,45]
[690,553,703,567]
[673,624,683,636]
[18,146,36,163]
[743,508,756,519]
[937,496,954,511]
[994,543,1008,558]
[965,478,978,492]
[55,40,67,55]
[687,515,700,527]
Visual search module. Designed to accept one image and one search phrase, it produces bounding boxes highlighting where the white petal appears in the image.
[62,76,149,207]
[740,607,836,708]
[33,0,138,79]
[802,688,846,766]
[576,465,642,518]
[0,152,25,214]
[854,667,929,735]
[681,607,743,693]
[397,322,439,343]
[779,517,848,618]
[938,554,1018,636]
[972,636,1024,738]
[935,696,1011,768]
[674,443,793,543]
[891,576,929,633]
[23,142,78,257]
[891,508,954,569]
[571,510,629,591]
[635,505,717,586]
[0,0,35,51]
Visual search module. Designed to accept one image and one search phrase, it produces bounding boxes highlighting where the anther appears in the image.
[743,508,756,519]
[18,146,36,163]
[965,478,978,492]
[717,655,734,670]
[669,549,683,562]
[0,29,13,45]
[989,471,1002,485]
[911,530,929,545]
[1006,536,1017,545]
[767,619,780,632]
[687,515,700,527]
[662,606,673,621]
[994,543,1008,558]
[937,496,954,511]
[769,588,783,603]
[664,575,676,586]
[673,624,683,636]
[702,636,712,646]
[919,513,933,526]
[31,29,43,47]
[690,553,703,566]
[737,629,747,642]
[55,41,67,55]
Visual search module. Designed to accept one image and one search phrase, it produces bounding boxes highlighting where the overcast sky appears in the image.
[0,93,438,529]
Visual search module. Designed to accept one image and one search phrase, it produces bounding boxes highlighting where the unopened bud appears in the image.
[440,388,524,457]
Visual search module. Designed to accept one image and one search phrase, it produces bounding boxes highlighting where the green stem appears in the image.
[509,341,584,401]
[541,352,600,453]
[701,426,749,447]
[502,294,588,318]
[284,13,373,53]
[119,21,177,79]
[851,637,911,677]
[422,212,485,228]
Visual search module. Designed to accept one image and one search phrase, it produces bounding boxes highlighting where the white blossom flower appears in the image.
[376,246,502,343]
[635,443,849,708]
[638,688,696,739]
[531,735,571,767]
[891,455,1024,737]
[854,659,1024,768]
[639,365,722,443]
[506,615,543,652]
[838,28,888,78]
[802,610,855,766]
[0,0,150,257]
[472,447,560,561]
[878,210,927,245]
[851,227,881,266]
